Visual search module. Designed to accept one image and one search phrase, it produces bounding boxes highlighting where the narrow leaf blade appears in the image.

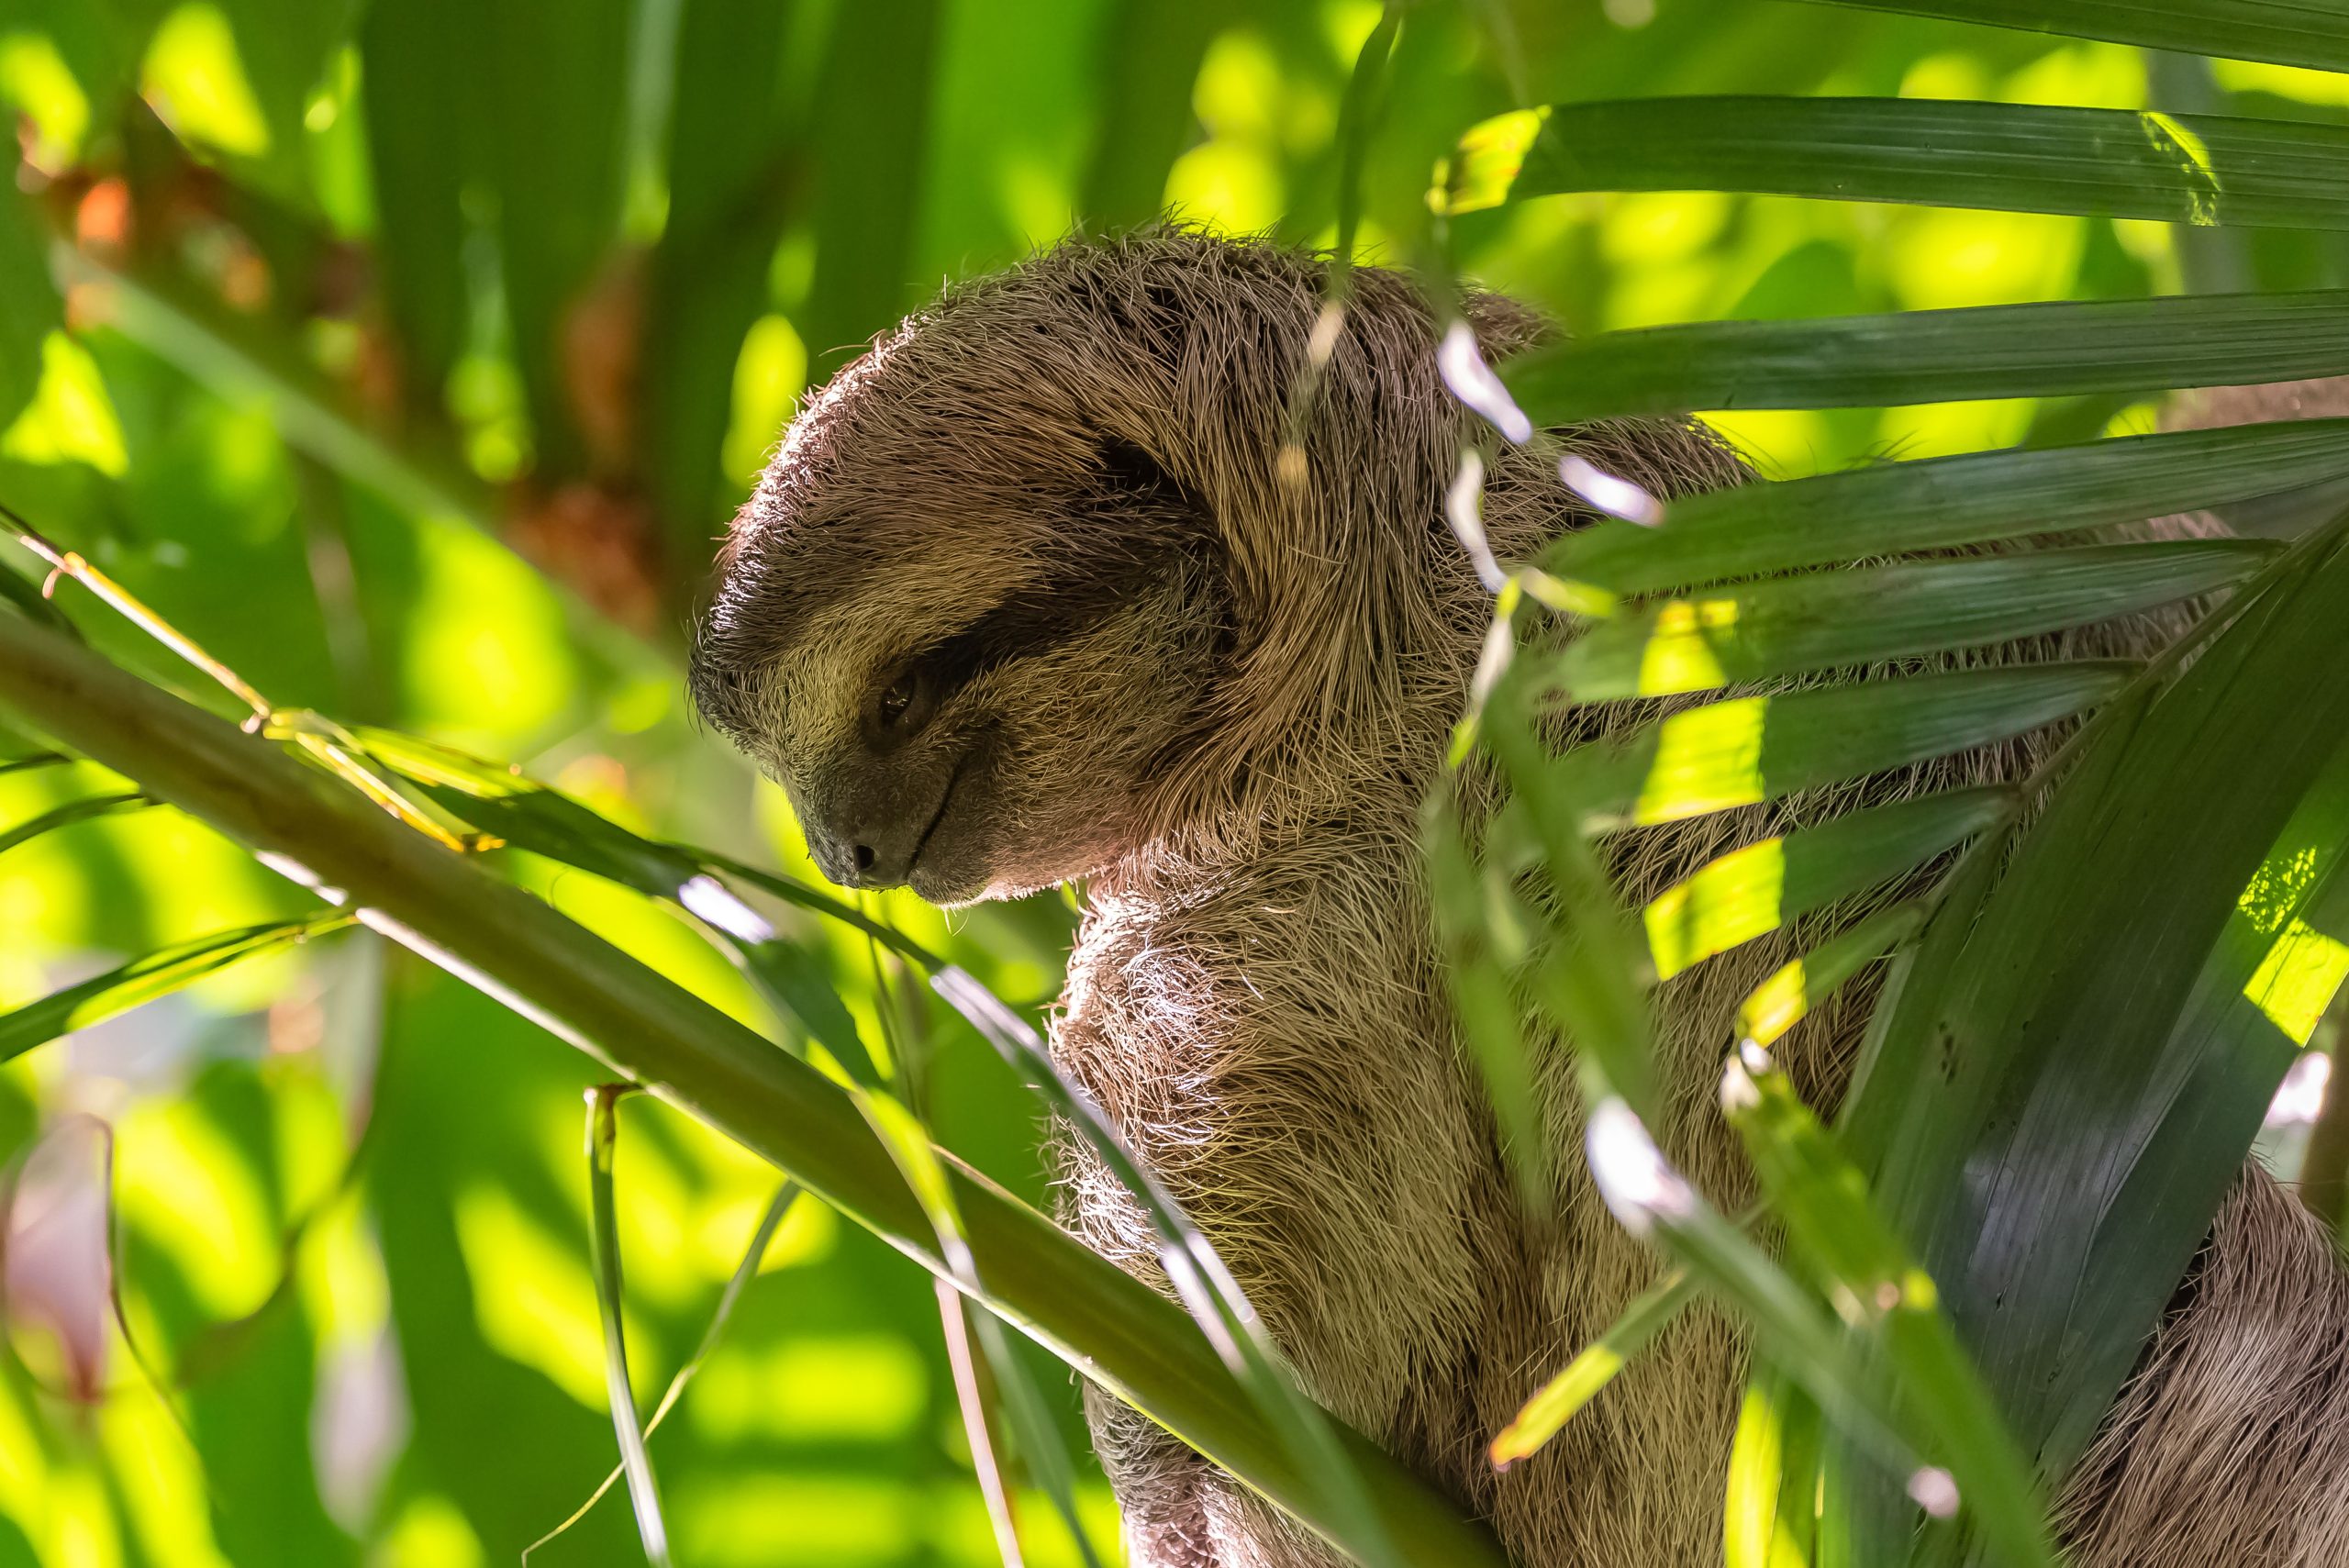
[1556,664,2131,831]
[1554,542,2274,702]
[1506,292,2349,424]
[1491,1268,1698,1467]
[1646,789,2015,981]
[1791,0,2349,76]
[0,915,355,1064]
[1442,99,2349,230]
[1552,420,2349,595]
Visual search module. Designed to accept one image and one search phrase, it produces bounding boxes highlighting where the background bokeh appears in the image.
[0,1,2345,1563]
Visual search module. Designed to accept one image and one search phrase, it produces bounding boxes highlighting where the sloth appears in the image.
[690,230,2349,1566]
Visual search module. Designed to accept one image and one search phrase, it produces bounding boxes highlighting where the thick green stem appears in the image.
[0,613,1506,1568]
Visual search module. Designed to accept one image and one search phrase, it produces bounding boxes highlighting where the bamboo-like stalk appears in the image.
[0,612,1506,1568]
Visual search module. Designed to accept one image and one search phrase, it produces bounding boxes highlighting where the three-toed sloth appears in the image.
[691,230,2349,1567]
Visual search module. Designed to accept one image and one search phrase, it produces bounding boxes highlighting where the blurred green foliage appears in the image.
[0,0,2346,1562]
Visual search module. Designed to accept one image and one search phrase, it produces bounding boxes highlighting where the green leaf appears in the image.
[527,1181,804,1562]
[1,0,172,129]
[0,612,1508,1568]
[1853,523,2349,1492]
[217,0,362,187]
[1553,541,2275,702]
[357,0,480,418]
[1550,420,2349,596]
[798,0,943,382]
[484,0,635,476]
[1333,6,1405,266]
[1480,665,1663,1119]
[855,1084,1110,1568]
[1725,1372,1822,1568]
[0,186,61,428]
[373,739,892,1087]
[0,792,151,857]
[362,725,927,960]
[1735,904,1927,1049]
[1552,663,2130,831]
[1582,1096,1918,1473]
[1645,789,2015,981]
[1440,98,2349,229]
[735,936,883,1090]
[56,250,493,527]
[1425,790,1554,1200]
[0,915,354,1063]
[1720,1048,2055,1568]
[0,554,82,643]
[1077,0,1240,228]
[1490,1266,1698,1468]
[583,1088,674,1568]
[643,0,798,572]
[1504,290,2349,424]
[1790,0,2349,76]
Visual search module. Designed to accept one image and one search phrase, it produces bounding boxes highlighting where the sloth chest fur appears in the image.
[1048,830,1503,1423]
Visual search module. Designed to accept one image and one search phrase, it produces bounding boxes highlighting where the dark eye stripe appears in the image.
[906,530,1219,706]
[695,438,1219,742]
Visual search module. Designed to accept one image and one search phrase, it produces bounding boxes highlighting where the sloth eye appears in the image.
[877,673,917,726]
[868,663,932,743]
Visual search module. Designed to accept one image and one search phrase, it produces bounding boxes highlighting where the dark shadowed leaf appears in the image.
[737,936,881,1088]
[0,186,61,428]
[1425,790,1553,1198]
[0,555,81,642]
[1721,1046,2054,1568]
[484,0,634,476]
[799,0,942,381]
[217,0,362,188]
[1078,0,1239,227]
[643,0,799,573]
[357,0,480,418]
[365,732,892,1086]
[1849,523,2349,1499]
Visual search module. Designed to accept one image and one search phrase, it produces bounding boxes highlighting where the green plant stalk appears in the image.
[0,613,1506,1568]
[585,1085,674,1567]
[527,1181,804,1562]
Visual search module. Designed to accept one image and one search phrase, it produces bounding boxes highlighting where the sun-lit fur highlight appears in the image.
[693,230,2349,1567]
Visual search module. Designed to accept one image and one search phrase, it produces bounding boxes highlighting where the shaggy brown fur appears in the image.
[691,231,2349,1566]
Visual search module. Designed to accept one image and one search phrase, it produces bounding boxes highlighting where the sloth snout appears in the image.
[805,816,907,889]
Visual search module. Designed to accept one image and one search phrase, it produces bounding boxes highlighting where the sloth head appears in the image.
[689,230,1597,905]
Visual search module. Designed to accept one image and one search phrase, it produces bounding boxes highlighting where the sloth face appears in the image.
[689,287,1233,906]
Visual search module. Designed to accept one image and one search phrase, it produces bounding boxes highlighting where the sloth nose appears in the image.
[806,813,917,890]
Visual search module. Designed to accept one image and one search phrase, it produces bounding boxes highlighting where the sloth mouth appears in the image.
[905,750,969,884]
